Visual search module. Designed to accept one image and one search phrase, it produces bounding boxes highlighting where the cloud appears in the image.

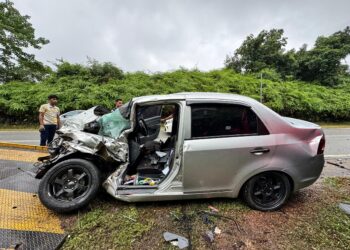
[13,0,350,72]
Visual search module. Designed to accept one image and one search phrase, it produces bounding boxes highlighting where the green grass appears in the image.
[61,177,350,249]
[287,177,350,249]
[63,204,153,250]
[289,205,350,249]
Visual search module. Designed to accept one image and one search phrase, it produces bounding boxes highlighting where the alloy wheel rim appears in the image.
[251,173,286,207]
[48,166,91,201]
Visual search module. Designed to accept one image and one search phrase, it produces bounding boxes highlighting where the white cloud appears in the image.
[12,0,350,72]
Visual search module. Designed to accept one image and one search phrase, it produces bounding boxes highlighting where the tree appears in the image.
[88,59,124,83]
[225,29,291,76]
[0,0,49,83]
[54,59,124,83]
[225,27,350,86]
[295,27,350,86]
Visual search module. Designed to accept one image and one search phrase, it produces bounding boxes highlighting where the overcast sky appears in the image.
[13,0,350,72]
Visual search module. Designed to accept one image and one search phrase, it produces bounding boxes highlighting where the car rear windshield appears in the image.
[190,103,268,138]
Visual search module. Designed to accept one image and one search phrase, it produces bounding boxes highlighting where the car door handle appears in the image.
[250,147,270,155]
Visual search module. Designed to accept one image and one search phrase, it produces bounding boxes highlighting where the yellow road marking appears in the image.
[0,142,47,152]
[0,148,47,163]
[0,189,64,234]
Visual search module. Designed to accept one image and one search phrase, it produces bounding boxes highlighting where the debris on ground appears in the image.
[339,203,350,215]
[198,210,243,233]
[327,161,350,170]
[214,226,222,235]
[203,230,215,243]
[163,232,189,249]
[208,205,219,213]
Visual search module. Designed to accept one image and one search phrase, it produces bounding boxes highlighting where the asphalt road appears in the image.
[0,128,349,157]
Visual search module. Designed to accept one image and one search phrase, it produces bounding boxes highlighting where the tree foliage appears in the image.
[295,27,350,85]
[225,29,289,74]
[225,27,350,86]
[54,59,124,83]
[1,68,350,124]
[0,0,49,83]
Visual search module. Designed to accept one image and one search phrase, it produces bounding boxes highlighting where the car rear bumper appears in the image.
[295,154,325,190]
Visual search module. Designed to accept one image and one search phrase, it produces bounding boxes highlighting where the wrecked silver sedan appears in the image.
[35,92,325,213]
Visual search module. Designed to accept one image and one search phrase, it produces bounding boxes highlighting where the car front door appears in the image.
[182,103,276,193]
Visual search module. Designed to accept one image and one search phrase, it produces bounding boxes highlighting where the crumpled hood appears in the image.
[56,106,129,163]
[60,106,100,131]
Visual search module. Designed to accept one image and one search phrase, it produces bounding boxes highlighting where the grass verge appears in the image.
[61,177,350,249]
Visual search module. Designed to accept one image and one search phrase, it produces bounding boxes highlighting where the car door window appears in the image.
[191,104,268,138]
[136,105,162,144]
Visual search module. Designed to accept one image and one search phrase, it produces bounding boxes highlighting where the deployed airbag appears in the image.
[98,109,131,138]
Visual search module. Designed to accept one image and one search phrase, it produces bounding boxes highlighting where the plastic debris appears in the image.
[339,203,350,215]
[163,232,189,249]
[208,205,219,213]
[327,161,350,170]
[203,230,215,243]
[214,226,222,235]
[171,241,179,247]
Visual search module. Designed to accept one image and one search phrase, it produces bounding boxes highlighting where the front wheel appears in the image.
[38,159,101,213]
[242,172,291,211]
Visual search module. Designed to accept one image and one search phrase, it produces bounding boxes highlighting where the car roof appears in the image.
[132,92,259,104]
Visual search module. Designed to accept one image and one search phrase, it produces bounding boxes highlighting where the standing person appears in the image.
[39,95,60,146]
[112,98,123,111]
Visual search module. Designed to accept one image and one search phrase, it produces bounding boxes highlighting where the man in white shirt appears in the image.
[38,95,60,146]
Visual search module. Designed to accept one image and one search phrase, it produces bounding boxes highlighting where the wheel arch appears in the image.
[36,152,113,179]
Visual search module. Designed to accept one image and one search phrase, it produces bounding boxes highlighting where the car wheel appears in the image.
[242,172,291,211]
[38,159,100,213]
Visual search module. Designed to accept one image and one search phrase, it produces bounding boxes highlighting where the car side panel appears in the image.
[228,132,325,197]
[182,135,276,193]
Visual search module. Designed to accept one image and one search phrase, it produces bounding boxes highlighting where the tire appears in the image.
[242,172,291,211]
[38,158,101,213]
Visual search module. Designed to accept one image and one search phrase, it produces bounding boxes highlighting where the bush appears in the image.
[1,68,350,124]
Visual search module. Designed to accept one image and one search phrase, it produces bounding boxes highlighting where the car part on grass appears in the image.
[198,210,244,233]
[327,161,350,171]
[214,226,221,235]
[203,230,215,243]
[163,232,189,249]
[208,205,219,213]
[339,203,350,215]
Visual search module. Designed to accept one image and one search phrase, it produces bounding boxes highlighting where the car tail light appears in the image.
[317,134,325,155]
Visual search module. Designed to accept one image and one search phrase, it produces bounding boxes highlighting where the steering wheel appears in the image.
[138,119,148,136]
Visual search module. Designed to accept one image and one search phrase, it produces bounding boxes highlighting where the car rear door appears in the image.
[182,103,276,193]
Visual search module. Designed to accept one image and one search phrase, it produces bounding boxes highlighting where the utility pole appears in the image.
[260,73,263,103]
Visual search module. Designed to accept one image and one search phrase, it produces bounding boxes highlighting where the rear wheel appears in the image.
[38,159,100,213]
[242,172,291,211]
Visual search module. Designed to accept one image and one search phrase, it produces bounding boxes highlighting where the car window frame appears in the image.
[188,102,269,140]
